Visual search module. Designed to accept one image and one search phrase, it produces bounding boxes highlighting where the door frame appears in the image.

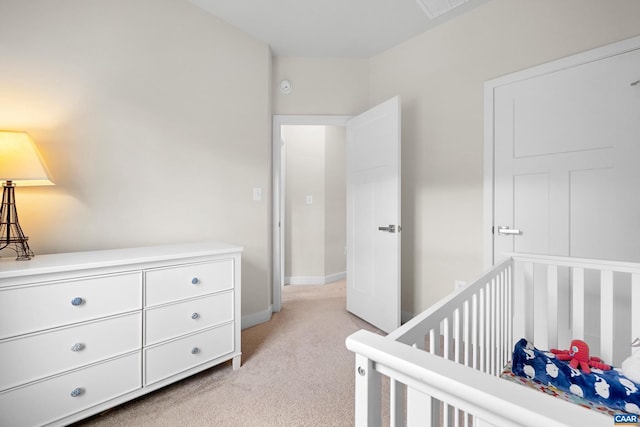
[272,115,351,312]
[482,35,640,269]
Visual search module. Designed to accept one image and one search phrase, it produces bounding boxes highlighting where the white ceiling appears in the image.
[187,0,490,57]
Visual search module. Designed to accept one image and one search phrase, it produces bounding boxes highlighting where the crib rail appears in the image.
[388,258,513,377]
[346,253,640,427]
[346,329,610,427]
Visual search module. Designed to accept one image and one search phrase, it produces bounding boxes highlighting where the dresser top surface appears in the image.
[0,241,243,279]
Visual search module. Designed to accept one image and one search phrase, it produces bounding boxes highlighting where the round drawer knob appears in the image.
[70,387,84,398]
[191,312,200,320]
[71,297,84,306]
[191,347,200,355]
[71,343,85,352]
[191,277,199,285]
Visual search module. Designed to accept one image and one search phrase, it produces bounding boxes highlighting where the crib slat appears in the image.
[634,273,640,347]
[514,261,535,345]
[499,272,506,373]
[472,294,478,370]
[500,269,508,369]
[512,261,525,346]
[571,267,585,341]
[429,328,439,355]
[479,287,486,373]
[600,270,614,363]
[547,264,559,350]
[390,379,404,427]
[496,273,503,374]
[506,265,513,366]
[463,300,470,367]
[443,316,450,360]
[443,402,450,427]
[487,281,492,375]
[354,354,381,427]
[505,268,511,367]
[454,308,461,364]
[407,387,435,427]
[524,262,534,342]
[491,279,497,375]
[534,265,549,350]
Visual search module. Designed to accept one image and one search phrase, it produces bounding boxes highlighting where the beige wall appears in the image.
[0,0,272,320]
[284,125,326,279]
[369,0,640,315]
[272,57,369,115]
[283,125,346,282]
[324,126,347,277]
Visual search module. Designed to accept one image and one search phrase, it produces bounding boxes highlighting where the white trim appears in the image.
[272,118,284,312]
[286,277,324,285]
[285,271,347,286]
[272,115,352,313]
[325,271,346,284]
[241,305,273,330]
[482,34,640,270]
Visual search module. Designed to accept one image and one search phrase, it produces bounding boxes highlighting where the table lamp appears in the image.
[0,131,54,260]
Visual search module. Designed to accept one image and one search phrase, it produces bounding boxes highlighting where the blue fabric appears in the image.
[511,338,640,414]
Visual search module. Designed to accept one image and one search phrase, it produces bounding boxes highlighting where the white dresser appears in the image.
[0,241,242,427]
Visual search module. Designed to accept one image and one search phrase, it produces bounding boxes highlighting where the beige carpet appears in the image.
[74,280,383,427]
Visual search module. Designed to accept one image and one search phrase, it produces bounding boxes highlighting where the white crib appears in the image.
[346,253,640,426]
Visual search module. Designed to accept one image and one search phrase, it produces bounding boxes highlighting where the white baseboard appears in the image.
[241,304,273,330]
[285,271,346,285]
[325,271,346,283]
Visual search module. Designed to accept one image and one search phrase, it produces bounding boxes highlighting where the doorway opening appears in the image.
[272,115,351,312]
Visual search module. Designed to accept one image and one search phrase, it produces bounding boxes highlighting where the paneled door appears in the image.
[346,96,401,333]
[492,46,640,264]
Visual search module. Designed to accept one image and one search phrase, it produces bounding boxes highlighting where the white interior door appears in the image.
[492,46,640,264]
[346,96,401,333]
[489,39,640,358]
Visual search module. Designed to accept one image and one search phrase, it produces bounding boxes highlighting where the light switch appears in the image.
[306,195,313,205]
[253,188,262,201]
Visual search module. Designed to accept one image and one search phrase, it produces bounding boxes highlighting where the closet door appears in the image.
[492,47,640,263]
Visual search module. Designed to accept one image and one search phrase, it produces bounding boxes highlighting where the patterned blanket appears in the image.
[509,338,640,415]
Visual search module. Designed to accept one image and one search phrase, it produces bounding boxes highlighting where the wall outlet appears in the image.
[454,280,467,291]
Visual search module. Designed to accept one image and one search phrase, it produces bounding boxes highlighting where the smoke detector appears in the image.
[416,0,469,19]
[280,80,292,94]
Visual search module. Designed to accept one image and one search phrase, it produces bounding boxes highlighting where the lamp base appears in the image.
[0,181,35,260]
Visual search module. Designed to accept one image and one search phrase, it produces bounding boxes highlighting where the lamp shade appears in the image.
[0,131,54,186]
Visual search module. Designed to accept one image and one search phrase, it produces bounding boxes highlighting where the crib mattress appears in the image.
[501,338,640,417]
[501,361,620,417]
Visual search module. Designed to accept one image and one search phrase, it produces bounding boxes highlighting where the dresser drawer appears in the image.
[0,272,142,339]
[0,352,141,427]
[0,312,141,392]
[145,259,233,307]
[145,291,233,346]
[144,323,234,385]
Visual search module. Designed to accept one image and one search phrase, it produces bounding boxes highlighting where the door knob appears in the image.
[378,225,396,233]
[497,226,522,236]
